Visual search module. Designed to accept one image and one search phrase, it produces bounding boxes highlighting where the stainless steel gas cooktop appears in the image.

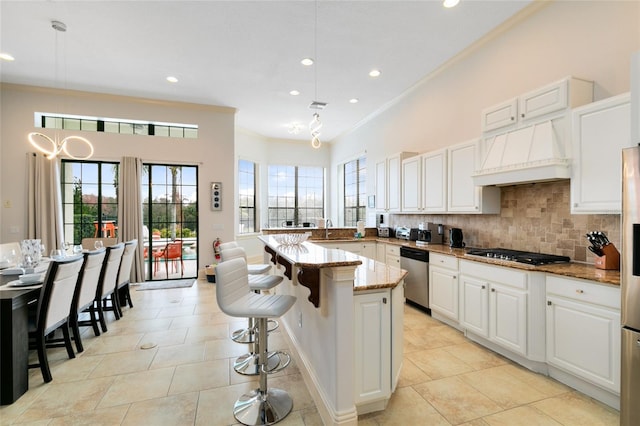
[465,248,570,266]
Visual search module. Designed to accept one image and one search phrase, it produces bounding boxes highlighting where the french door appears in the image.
[142,163,198,281]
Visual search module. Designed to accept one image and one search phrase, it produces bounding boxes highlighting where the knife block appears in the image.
[594,243,620,270]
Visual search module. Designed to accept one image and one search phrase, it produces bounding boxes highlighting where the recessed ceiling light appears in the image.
[0,53,15,61]
[301,58,314,66]
[349,98,359,104]
[443,0,460,8]
[289,90,300,96]
[369,69,381,78]
[166,76,178,83]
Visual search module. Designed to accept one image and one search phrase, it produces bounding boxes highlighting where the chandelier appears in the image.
[27,20,94,160]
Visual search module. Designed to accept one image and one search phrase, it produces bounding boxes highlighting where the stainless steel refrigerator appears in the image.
[621,146,640,425]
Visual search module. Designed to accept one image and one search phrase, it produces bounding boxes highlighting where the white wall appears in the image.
[330,1,640,202]
[0,84,235,269]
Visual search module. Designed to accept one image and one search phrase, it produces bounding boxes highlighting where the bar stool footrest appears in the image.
[234,351,281,376]
[233,388,293,426]
[264,351,291,375]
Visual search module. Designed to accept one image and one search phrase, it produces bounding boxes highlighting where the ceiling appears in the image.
[0,0,532,143]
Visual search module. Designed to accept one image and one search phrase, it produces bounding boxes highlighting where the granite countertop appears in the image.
[377,238,621,286]
[258,235,406,291]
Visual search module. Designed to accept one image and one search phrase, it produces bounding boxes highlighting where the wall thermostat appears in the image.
[211,182,222,211]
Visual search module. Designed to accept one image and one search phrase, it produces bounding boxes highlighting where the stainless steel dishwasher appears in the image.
[400,246,429,312]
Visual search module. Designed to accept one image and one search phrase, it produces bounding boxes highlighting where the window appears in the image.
[61,160,119,245]
[37,112,198,139]
[267,165,324,227]
[238,159,257,234]
[343,156,366,226]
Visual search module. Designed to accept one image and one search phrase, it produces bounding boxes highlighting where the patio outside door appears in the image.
[142,164,198,281]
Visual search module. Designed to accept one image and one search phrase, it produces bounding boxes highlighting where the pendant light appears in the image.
[309,0,326,149]
[27,20,94,160]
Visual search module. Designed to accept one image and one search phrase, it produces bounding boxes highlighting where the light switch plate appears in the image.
[211,182,222,211]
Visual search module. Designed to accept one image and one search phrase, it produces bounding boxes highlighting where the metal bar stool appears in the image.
[216,257,296,425]
[220,246,283,375]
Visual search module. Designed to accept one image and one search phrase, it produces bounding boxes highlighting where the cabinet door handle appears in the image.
[547,300,552,306]
[576,289,584,294]
[383,297,387,304]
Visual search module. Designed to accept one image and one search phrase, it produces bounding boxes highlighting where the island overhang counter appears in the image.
[258,235,407,425]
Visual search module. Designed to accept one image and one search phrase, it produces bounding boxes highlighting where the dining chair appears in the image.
[93,243,125,331]
[69,248,107,352]
[28,255,85,383]
[160,240,184,278]
[112,239,138,317]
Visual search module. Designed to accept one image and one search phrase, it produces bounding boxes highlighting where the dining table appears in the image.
[0,268,44,405]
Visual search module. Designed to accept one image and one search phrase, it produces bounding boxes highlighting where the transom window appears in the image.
[267,165,324,227]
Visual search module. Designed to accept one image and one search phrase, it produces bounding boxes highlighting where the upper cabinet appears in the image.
[571,93,632,214]
[448,140,500,214]
[481,77,594,134]
[376,152,417,212]
[422,149,448,213]
[401,155,422,213]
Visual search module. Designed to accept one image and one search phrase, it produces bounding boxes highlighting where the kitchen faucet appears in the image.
[325,218,333,239]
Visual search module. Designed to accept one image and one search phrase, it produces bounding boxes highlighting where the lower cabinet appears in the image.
[546,275,620,394]
[459,260,539,359]
[429,253,459,322]
[353,282,404,407]
[385,244,401,268]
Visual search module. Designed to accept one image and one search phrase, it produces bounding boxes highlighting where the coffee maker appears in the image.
[449,228,465,248]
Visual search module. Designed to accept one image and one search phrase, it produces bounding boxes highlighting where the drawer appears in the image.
[546,275,620,310]
[460,259,527,289]
[430,253,458,270]
[386,245,400,256]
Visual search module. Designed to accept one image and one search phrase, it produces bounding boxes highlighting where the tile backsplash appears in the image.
[390,180,620,263]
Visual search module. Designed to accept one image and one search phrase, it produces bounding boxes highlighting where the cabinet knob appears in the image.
[491,288,495,292]
[453,276,457,279]
[481,285,486,289]
[521,113,525,118]
[383,297,387,304]
[510,116,515,121]
[576,289,584,294]
[547,300,552,306]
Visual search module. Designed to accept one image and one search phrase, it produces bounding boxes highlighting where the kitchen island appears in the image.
[258,235,407,426]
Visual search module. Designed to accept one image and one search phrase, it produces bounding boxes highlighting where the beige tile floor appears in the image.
[0,280,620,425]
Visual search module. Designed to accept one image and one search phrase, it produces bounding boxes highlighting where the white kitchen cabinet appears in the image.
[375,152,417,212]
[481,98,518,132]
[361,242,376,260]
[546,275,620,394]
[353,290,391,405]
[401,155,421,213]
[447,140,500,214]
[459,274,489,337]
[481,77,594,133]
[489,282,527,356]
[385,244,400,269]
[375,160,387,211]
[422,149,448,213]
[429,253,459,322]
[459,260,542,360]
[571,93,632,214]
[376,243,386,263]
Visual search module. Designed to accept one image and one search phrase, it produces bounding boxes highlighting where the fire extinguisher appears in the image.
[213,237,221,262]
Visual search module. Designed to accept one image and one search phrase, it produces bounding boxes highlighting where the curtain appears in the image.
[118,156,144,283]
[26,153,64,253]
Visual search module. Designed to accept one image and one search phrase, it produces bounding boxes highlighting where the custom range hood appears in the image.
[473,120,570,186]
